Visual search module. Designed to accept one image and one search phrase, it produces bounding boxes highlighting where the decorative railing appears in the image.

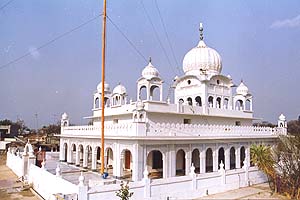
[61,122,286,138]
[147,122,286,137]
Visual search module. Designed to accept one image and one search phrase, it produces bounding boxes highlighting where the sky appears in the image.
[0,0,300,128]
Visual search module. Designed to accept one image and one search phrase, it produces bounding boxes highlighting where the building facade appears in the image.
[59,24,287,182]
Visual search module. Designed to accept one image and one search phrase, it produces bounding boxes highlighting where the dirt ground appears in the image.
[0,151,40,200]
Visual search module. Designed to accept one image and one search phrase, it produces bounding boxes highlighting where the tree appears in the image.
[274,136,300,198]
[250,144,276,190]
[287,120,300,136]
[116,181,133,200]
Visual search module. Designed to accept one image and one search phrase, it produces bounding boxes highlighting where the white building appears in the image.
[59,24,287,184]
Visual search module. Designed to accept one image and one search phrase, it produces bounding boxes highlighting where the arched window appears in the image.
[206,148,213,172]
[230,147,236,169]
[240,146,245,168]
[236,100,244,110]
[187,97,192,106]
[147,150,163,179]
[95,97,100,108]
[245,99,251,111]
[224,98,229,109]
[208,96,214,108]
[216,97,221,108]
[179,99,184,104]
[139,86,147,100]
[176,149,186,176]
[218,147,225,169]
[192,149,200,173]
[195,96,202,106]
[150,85,160,101]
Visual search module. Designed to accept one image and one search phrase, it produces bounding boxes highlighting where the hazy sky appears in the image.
[1,0,300,128]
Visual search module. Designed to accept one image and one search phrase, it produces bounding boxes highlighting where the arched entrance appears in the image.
[147,150,163,179]
[230,147,236,169]
[218,147,225,169]
[240,146,245,167]
[71,144,76,164]
[176,149,185,176]
[192,149,200,174]
[63,143,68,162]
[206,148,213,172]
[120,149,132,179]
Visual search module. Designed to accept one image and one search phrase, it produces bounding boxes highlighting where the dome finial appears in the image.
[149,56,152,63]
[199,23,204,41]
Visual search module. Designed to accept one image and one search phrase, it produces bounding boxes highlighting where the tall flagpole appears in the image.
[100,0,107,175]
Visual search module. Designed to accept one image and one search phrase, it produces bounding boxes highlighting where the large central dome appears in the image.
[182,25,222,76]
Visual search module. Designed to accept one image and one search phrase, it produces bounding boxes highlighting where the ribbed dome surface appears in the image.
[113,83,127,95]
[142,61,159,80]
[236,81,249,96]
[183,40,222,75]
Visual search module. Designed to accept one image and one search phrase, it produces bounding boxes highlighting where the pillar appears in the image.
[185,150,191,175]
[83,148,88,168]
[225,148,230,170]
[67,146,72,164]
[199,150,205,174]
[163,153,167,179]
[169,145,176,177]
[91,149,97,171]
[245,146,250,167]
[236,148,241,169]
[213,150,218,172]
[75,149,80,166]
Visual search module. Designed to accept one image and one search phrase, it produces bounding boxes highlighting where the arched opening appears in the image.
[77,144,83,166]
[205,148,213,172]
[208,96,214,108]
[150,85,160,101]
[86,145,92,168]
[240,146,245,168]
[63,143,68,162]
[230,147,236,169]
[139,86,147,100]
[236,100,244,110]
[224,98,229,109]
[147,150,163,179]
[121,149,132,179]
[105,147,113,169]
[216,97,221,108]
[218,147,225,169]
[187,97,193,106]
[195,96,202,106]
[104,97,110,107]
[96,146,101,162]
[71,144,76,164]
[245,99,251,111]
[176,149,185,176]
[95,97,100,108]
[192,149,200,174]
[179,99,184,104]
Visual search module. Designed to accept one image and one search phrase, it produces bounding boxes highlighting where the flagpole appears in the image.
[100,0,107,175]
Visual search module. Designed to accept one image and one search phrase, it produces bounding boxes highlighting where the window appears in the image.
[113,119,119,124]
[184,119,191,124]
[217,80,220,84]
[187,80,191,85]
[235,121,241,126]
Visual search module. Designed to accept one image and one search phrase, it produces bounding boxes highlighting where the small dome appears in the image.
[279,114,286,121]
[97,81,110,93]
[236,81,249,96]
[113,83,127,95]
[142,61,159,80]
[61,112,68,120]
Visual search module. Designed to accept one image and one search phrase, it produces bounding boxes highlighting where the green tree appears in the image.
[250,144,276,191]
[287,120,300,136]
[116,181,133,200]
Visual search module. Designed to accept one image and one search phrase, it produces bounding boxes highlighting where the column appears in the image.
[236,148,241,169]
[169,145,176,177]
[67,146,72,164]
[199,150,205,174]
[83,149,88,168]
[246,146,251,167]
[213,150,218,172]
[75,149,80,166]
[91,149,97,171]
[185,150,191,175]
[163,153,168,179]
[225,148,230,170]
[59,141,64,161]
